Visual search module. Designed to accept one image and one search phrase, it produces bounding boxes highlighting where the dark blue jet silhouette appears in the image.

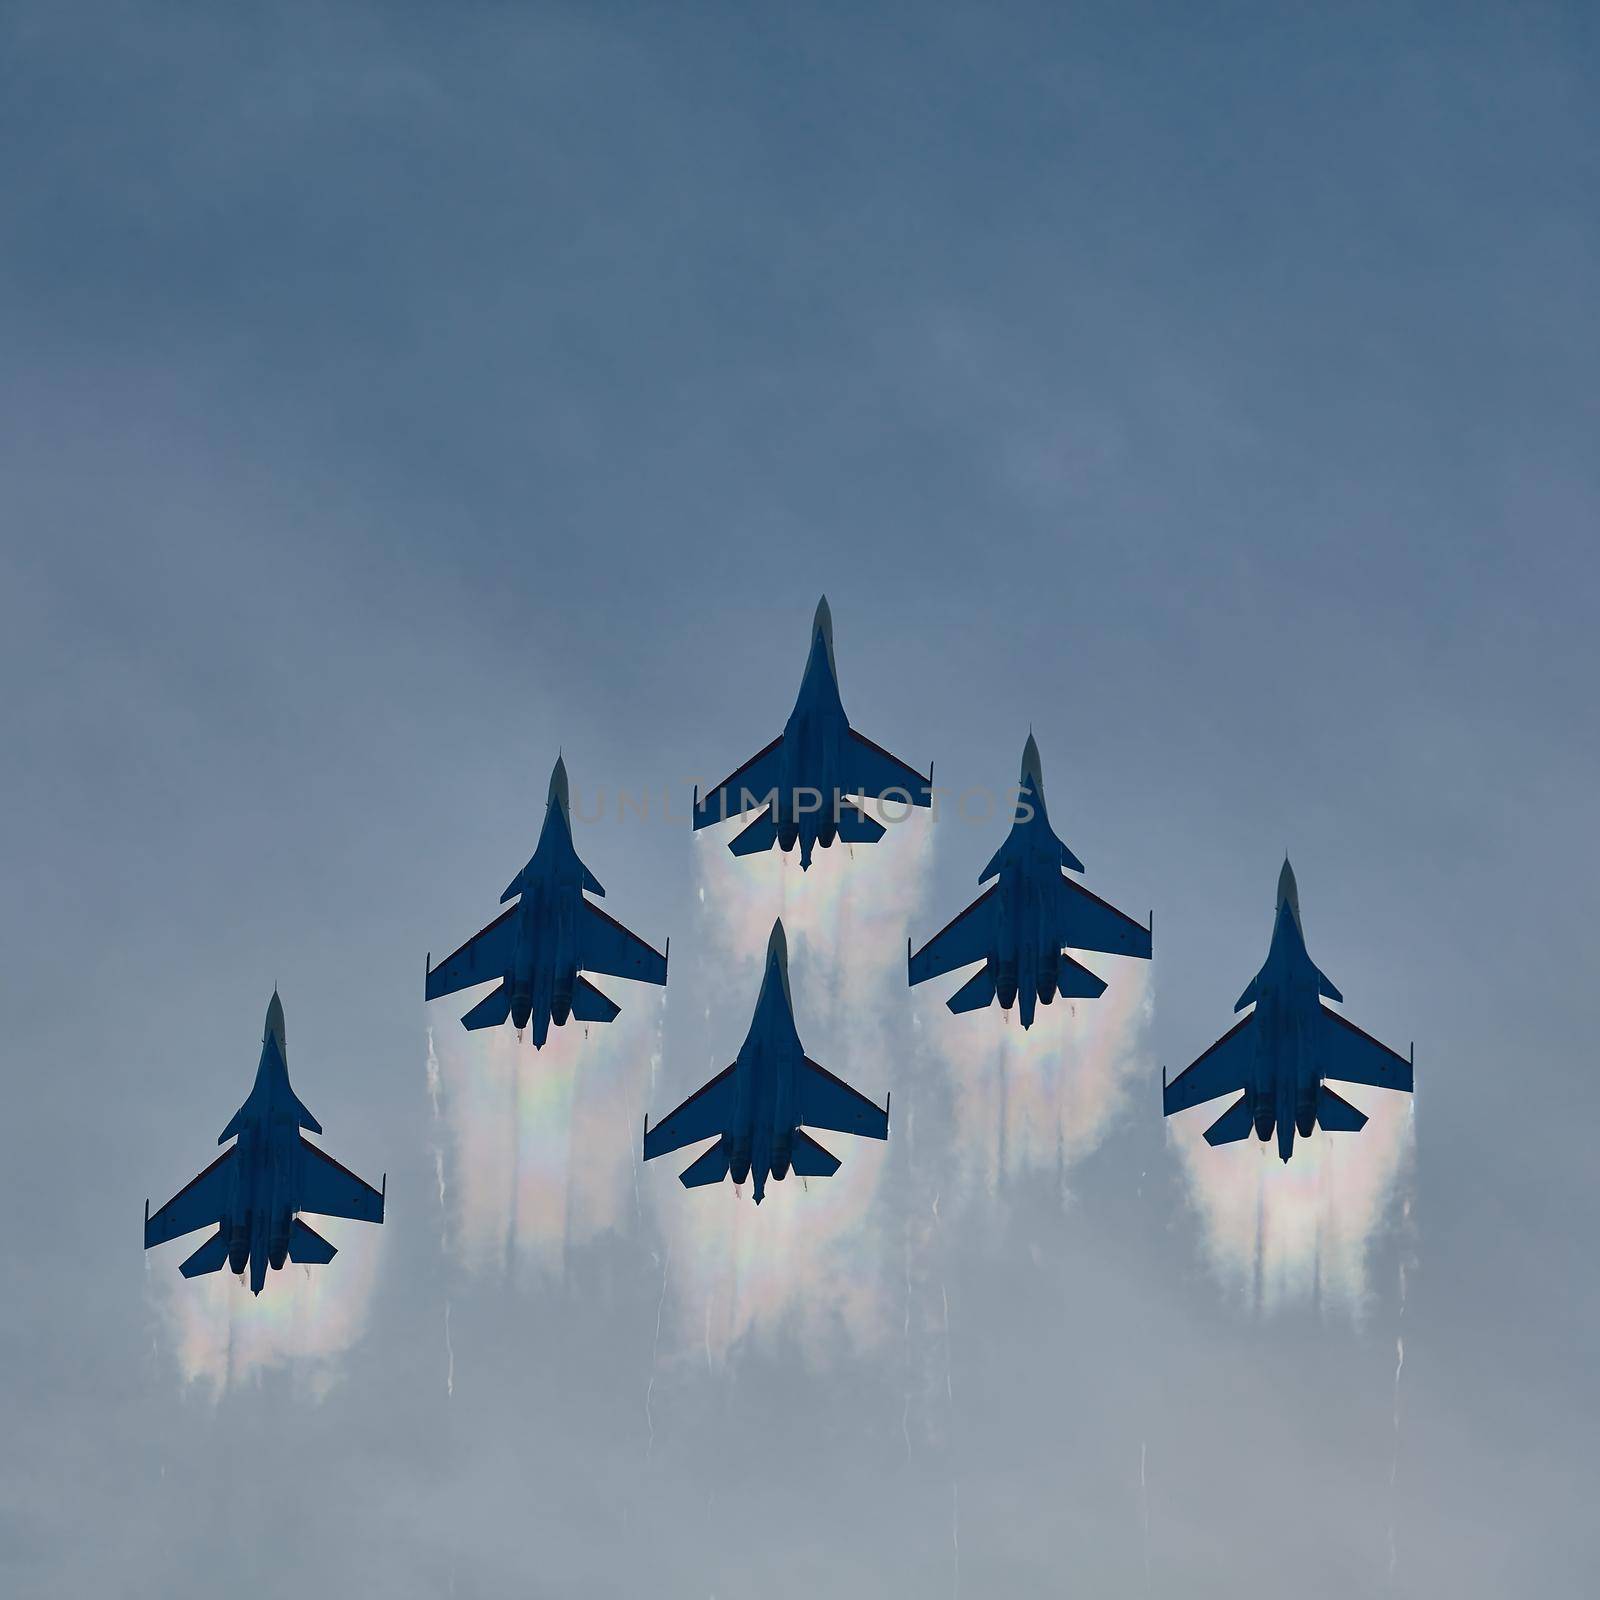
[143,992,385,1295]
[1163,859,1414,1162]
[425,755,668,1048]
[908,733,1151,1027]
[693,596,931,869]
[643,920,889,1203]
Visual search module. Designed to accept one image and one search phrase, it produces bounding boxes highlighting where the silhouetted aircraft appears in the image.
[908,733,1150,1026]
[425,755,667,1048]
[1163,859,1413,1162]
[644,920,888,1203]
[693,596,930,868]
[144,992,384,1295]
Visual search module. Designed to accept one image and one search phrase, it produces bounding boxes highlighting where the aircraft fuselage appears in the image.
[1241,900,1336,1161]
[504,785,589,1045]
[726,964,806,1202]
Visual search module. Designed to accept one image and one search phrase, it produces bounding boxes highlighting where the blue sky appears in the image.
[1,4,1595,1595]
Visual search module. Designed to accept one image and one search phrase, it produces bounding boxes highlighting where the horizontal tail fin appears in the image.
[1203,1095,1254,1146]
[179,1229,230,1278]
[790,1130,841,1178]
[947,966,997,1015]
[461,983,512,1031]
[288,1218,338,1265]
[834,801,886,846]
[569,975,620,1024]
[1056,951,1108,1000]
[1316,1084,1368,1133]
[729,805,778,857]
[679,1139,731,1189]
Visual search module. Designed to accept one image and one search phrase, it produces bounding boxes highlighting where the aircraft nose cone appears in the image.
[264,990,286,1055]
[811,595,836,676]
[1020,731,1043,791]
[767,918,788,966]
[549,754,570,812]
[1276,857,1301,927]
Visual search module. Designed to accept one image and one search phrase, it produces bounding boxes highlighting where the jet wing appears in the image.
[840,728,931,805]
[908,887,997,985]
[799,1057,889,1139]
[426,905,518,1000]
[145,1147,236,1248]
[694,736,785,830]
[297,1137,385,1223]
[644,1064,737,1158]
[1163,1013,1257,1116]
[579,901,667,985]
[1318,1008,1413,1093]
[1055,875,1152,960]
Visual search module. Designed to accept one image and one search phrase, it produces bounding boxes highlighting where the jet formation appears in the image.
[1162,859,1414,1162]
[147,596,1417,1297]
[144,992,385,1295]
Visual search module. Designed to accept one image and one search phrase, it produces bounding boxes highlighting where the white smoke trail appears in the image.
[646,814,932,1363]
[432,982,659,1282]
[1140,1440,1151,1593]
[444,1299,455,1399]
[902,1215,914,1463]
[1389,1157,1416,1588]
[1169,1081,1414,1316]
[154,1213,386,1400]
[950,1479,961,1600]
[646,1245,670,1458]
[918,943,1153,1202]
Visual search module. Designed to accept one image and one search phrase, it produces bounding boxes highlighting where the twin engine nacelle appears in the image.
[269,1229,291,1271]
[551,981,572,1027]
[1295,1092,1317,1139]
[510,988,533,1032]
[729,1141,753,1185]
[769,1137,792,1182]
[228,1219,250,1276]
[994,959,1019,1011]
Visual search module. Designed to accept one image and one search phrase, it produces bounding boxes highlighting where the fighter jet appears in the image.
[1162,859,1414,1162]
[643,919,888,1203]
[425,755,668,1048]
[143,991,385,1295]
[907,733,1151,1027]
[693,596,931,869]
